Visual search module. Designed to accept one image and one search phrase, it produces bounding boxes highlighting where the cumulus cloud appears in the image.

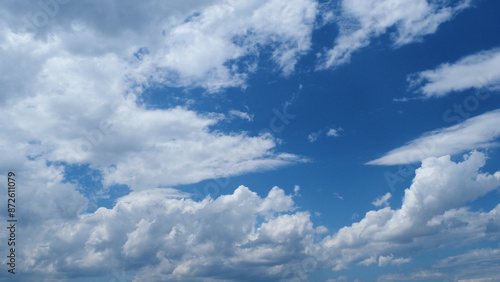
[1,178,320,281]
[2,0,318,92]
[2,1,500,281]
[428,248,500,280]
[0,1,314,191]
[319,0,472,68]
[379,248,500,282]
[367,109,500,165]
[0,52,305,190]
[308,127,342,142]
[409,47,500,98]
[2,151,500,280]
[319,151,500,271]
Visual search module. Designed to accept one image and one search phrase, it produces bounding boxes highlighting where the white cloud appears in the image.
[309,127,342,142]
[358,256,377,266]
[327,127,342,137]
[319,151,500,271]
[378,270,447,282]
[151,0,318,91]
[0,53,305,190]
[294,185,301,196]
[2,0,318,93]
[2,1,500,281]
[409,47,500,98]
[0,3,319,278]
[435,248,500,269]
[378,254,394,267]
[2,151,500,280]
[430,248,500,281]
[229,109,254,121]
[372,192,392,207]
[319,0,472,68]
[0,2,312,190]
[308,131,321,143]
[367,109,500,165]
[4,181,320,281]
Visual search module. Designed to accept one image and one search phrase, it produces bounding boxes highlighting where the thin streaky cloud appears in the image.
[409,47,500,98]
[367,109,500,166]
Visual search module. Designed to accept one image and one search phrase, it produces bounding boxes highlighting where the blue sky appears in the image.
[1,0,500,281]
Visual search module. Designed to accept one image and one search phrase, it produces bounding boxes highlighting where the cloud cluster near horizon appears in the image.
[2,151,499,281]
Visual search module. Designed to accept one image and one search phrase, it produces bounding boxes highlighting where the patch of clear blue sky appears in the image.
[63,164,130,212]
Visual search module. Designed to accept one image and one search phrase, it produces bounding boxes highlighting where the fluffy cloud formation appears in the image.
[3,0,317,91]
[156,0,318,90]
[0,49,304,190]
[319,151,500,272]
[409,47,500,97]
[2,1,500,281]
[0,0,316,190]
[229,109,254,121]
[0,165,323,281]
[320,0,472,68]
[367,109,500,165]
[2,151,499,281]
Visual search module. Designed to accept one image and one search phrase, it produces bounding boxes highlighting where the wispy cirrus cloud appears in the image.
[319,0,472,69]
[409,47,500,98]
[367,109,500,165]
